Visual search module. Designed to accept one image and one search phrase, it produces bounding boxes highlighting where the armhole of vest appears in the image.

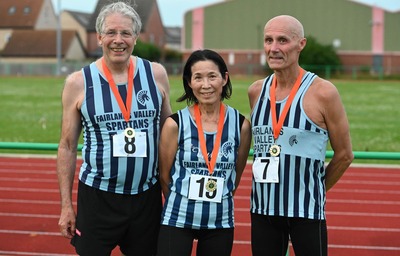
[239,113,245,132]
[83,65,92,90]
[170,113,179,127]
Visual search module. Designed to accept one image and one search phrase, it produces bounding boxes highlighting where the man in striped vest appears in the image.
[56,2,171,255]
[248,15,353,256]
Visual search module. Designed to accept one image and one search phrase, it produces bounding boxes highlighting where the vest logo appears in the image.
[221,142,234,158]
[289,135,298,146]
[137,90,150,106]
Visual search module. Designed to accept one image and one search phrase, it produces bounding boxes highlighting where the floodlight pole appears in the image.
[56,0,62,76]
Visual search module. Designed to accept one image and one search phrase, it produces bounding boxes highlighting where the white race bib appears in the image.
[188,174,224,203]
[112,131,147,157]
[252,157,279,183]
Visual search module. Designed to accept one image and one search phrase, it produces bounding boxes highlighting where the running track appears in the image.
[0,155,399,256]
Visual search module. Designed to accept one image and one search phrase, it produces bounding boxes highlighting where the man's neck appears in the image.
[274,66,301,89]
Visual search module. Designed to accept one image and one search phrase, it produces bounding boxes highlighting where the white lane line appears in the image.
[329,226,400,232]
[234,208,400,218]
[0,199,60,204]
[0,169,56,174]
[234,222,400,232]
[331,188,400,194]
[233,241,400,251]
[0,251,75,256]
[328,244,400,251]
[338,180,400,186]
[0,162,56,167]
[328,199,400,205]
[344,172,400,178]
[0,187,60,193]
[0,177,57,183]
[0,212,59,218]
[0,229,60,236]
[234,196,400,206]
[0,187,77,193]
[327,211,400,218]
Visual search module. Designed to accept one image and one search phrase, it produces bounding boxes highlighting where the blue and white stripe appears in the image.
[79,57,162,195]
[161,105,241,229]
[250,71,329,220]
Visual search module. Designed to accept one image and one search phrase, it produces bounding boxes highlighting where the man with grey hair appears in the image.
[248,15,353,255]
[57,2,171,255]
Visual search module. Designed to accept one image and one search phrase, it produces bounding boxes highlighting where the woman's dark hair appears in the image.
[177,49,232,104]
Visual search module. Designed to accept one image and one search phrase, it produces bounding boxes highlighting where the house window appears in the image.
[8,6,16,15]
[24,7,31,14]
[4,33,11,43]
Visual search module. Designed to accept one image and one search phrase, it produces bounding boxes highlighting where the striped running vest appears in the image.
[79,57,162,195]
[161,105,242,229]
[250,71,329,220]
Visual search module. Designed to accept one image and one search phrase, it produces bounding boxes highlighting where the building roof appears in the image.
[1,30,80,57]
[165,26,181,45]
[0,0,44,29]
[86,0,156,32]
[65,10,92,28]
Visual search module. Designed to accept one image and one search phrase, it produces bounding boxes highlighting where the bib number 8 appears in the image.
[124,136,136,154]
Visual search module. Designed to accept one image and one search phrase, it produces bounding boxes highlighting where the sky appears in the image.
[51,0,223,27]
[350,0,400,12]
[51,0,400,27]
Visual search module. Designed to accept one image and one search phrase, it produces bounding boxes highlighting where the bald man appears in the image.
[248,15,353,256]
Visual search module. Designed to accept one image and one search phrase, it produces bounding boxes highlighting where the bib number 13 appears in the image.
[188,174,224,203]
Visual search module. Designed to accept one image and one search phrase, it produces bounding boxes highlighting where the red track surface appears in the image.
[0,156,399,256]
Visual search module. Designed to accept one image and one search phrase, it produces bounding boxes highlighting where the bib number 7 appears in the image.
[252,157,279,183]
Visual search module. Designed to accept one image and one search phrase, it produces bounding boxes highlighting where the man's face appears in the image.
[263,19,305,71]
[97,13,137,65]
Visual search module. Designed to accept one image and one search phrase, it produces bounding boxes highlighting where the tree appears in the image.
[299,36,341,75]
[132,40,161,62]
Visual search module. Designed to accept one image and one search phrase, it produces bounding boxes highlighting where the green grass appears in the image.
[0,75,399,163]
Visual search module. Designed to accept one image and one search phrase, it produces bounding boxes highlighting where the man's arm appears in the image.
[151,62,172,129]
[57,71,84,239]
[234,118,252,194]
[248,79,263,111]
[158,117,179,198]
[320,80,354,191]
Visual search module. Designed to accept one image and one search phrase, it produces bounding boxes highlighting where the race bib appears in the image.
[112,131,147,157]
[188,174,224,203]
[252,157,279,183]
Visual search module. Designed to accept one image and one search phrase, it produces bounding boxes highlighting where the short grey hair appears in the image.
[95,1,142,36]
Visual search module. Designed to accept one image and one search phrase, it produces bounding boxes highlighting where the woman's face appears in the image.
[189,60,227,105]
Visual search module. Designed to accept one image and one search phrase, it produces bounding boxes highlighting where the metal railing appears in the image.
[0,142,400,160]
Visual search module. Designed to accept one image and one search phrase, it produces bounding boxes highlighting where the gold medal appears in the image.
[205,179,217,192]
[269,144,280,157]
[124,128,135,138]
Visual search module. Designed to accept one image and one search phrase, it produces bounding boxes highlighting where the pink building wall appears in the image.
[372,7,384,54]
[192,8,204,50]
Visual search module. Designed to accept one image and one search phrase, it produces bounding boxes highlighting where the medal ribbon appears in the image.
[101,57,134,122]
[270,68,304,140]
[194,103,225,175]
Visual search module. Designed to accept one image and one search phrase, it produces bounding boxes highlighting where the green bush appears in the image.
[132,40,161,62]
[299,36,341,75]
[164,48,182,62]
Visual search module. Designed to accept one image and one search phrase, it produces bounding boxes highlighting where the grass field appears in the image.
[0,75,399,163]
